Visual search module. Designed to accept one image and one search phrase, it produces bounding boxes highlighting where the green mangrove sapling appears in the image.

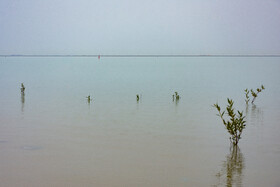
[173,92,180,101]
[21,83,25,93]
[87,95,92,103]
[250,85,265,104]
[213,99,246,145]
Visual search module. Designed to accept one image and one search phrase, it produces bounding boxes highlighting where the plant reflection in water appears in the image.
[21,91,25,113]
[214,145,245,187]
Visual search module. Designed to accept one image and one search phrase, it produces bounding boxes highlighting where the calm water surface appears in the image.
[0,57,280,186]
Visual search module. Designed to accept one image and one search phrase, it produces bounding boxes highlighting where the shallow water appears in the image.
[0,57,280,186]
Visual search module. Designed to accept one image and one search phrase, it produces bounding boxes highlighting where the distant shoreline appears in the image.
[1,54,280,57]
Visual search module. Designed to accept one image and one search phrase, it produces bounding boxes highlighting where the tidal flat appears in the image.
[0,57,280,186]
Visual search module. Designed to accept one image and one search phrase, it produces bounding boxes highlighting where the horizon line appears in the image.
[1,54,280,57]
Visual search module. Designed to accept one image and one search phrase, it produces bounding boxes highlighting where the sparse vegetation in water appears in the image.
[21,83,25,93]
[213,98,246,145]
[250,85,265,104]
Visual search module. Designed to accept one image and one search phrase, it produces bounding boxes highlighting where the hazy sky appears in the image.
[0,0,279,55]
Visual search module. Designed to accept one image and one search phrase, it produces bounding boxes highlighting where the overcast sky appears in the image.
[0,0,279,55]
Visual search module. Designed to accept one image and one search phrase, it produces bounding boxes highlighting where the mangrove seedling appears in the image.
[21,83,25,93]
[87,95,92,103]
[244,89,250,104]
[213,99,246,145]
[174,92,180,100]
[250,85,265,104]
[136,94,140,101]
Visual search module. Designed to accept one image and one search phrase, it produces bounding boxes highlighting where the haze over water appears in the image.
[0,57,280,186]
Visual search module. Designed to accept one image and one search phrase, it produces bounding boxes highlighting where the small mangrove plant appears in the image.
[213,99,246,145]
[21,83,25,93]
[172,92,180,101]
[244,85,265,104]
[250,85,265,104]
[87,95,92,103]
[244,89,250,104]
[136,94,140,101]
